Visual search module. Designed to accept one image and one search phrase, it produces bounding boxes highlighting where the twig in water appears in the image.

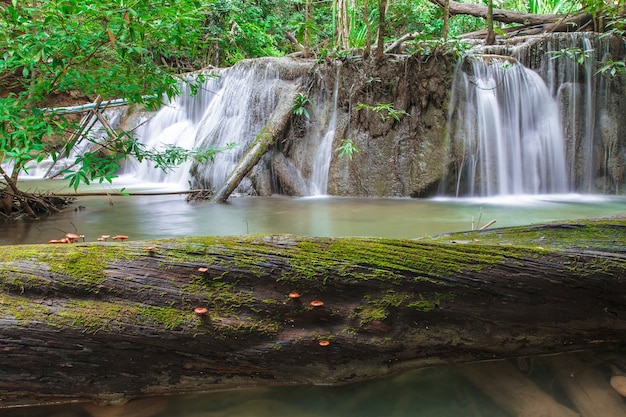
[479,219,497,230]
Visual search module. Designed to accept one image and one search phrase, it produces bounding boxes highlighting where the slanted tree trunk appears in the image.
[210,84,300,203]
[1,218,626,408]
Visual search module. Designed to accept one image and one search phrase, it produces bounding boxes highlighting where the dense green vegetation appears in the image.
[0,0,624,219]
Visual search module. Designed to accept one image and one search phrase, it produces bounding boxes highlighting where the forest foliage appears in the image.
[0,0,625,218]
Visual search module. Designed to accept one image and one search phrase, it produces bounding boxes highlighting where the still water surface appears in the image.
[2,179,626,245]
[2,180,626,416]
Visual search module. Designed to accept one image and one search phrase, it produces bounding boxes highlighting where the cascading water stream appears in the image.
[128,59,284,191]
[446,56,569,196]
[7,108,126,180]
[530,34,604,192]
[309,64,341,196]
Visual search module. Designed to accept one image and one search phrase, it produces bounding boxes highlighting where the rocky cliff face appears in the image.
[273,53,456,198]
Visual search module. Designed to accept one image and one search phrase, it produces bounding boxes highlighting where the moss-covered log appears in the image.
[1,217,626,408]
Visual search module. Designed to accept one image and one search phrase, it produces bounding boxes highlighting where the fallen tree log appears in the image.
[1,216,626,408]
[210,83,300,203]
[428,0,590,27]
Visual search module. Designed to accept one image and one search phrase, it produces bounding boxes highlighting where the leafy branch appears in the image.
[354,103,409,122]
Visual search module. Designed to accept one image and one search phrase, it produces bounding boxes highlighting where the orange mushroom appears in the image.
[319,340,330,347]
[194,307,208,315]
[65,233,82,242]
[288,292,301,299]
[310,300,324,307]
[112,235,128,241]
[197,267,208,273]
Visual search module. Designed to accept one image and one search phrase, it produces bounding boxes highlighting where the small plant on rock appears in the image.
[291,92,313,120]
[354,103,409,122]
[336,139,361,160]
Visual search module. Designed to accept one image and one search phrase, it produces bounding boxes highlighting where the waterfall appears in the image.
[446,56,569,196]
[309,64,341,195]
[9,107,126,180]
[128,59,285,191]
[523,33,611,192]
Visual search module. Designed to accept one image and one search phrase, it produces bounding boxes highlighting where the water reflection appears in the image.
[3,366,507,417]
[6,352,626,417]
[2,185,625,246]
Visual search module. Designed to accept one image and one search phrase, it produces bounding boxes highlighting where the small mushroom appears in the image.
[112,235,128,241]
[318,340,330,347]
[310,300,324,307]
[197,267,209,273]
[194,307,208,315]
[99,235,111,242]
[65,233,82,242]
[288,292,301,299]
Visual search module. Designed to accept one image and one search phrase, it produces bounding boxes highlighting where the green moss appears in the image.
[355,290,411,324]
[0,244,137,293]
[137,305,193,330]
[431,220,626,251]
[185,278,254,312]
[0,292,52,322]
[354,290,455,324]
[47,299,197,333]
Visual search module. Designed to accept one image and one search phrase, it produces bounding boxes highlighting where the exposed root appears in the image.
[0,189,75,221]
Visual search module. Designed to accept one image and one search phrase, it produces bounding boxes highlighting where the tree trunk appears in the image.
[210,84,300,203]
[1,217,626,408]
[363,0,371,58]
[376,0,387,59]
[427,0,593,30]
[442,0,450,42]
[486,0,495,45]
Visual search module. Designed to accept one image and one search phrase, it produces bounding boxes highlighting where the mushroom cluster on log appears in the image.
[1,216,626,408]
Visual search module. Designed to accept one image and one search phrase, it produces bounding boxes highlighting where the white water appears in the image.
[127,60,283,191]
[448,57,569,196]
[4,108,126,180]
[309,64,341,195]
[531,34,607,192]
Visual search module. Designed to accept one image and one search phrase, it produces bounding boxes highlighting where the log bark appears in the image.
[1,217,626,408]
[210,84,300,203]
[427,0,589,27]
